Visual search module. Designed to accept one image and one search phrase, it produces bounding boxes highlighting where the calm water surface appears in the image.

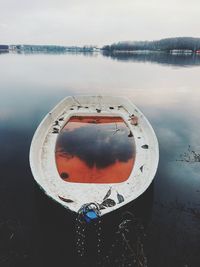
[0,52,200,267]
[56,116,135,183]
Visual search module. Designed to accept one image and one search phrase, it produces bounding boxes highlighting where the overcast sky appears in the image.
[0,0,199,46]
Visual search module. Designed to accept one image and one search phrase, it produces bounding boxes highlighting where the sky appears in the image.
[0,0,199,46]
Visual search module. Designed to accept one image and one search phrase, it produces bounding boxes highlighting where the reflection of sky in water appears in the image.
[58,120,134,168]
[55,116,135,183]
[0,53,200,265]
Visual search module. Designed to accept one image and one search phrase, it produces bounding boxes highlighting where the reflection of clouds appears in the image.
[150,104,200,204]
[129,87,200,109]
[158,159,200,205]
[0,108,14,120]
[57,122,135,169]
[154,111,200,161]
[1,0,200,45]
[157,127,181,149]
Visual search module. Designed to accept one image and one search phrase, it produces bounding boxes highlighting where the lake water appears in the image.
[0,51,200,267]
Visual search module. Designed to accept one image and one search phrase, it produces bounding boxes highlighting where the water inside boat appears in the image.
[55,116,135,183]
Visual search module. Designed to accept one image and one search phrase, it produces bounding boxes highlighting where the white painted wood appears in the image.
[29,96,159,217]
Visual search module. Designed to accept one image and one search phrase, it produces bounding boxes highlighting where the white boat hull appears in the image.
[29,96,159,217]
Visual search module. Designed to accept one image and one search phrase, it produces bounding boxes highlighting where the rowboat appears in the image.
[29,96,159,220]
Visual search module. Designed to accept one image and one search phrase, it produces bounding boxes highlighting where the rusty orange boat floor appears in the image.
[55,116,136,183]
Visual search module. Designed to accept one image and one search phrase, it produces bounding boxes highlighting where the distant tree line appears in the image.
[8,44,97,53]
[22,45,67,52]
[102,37,200,52]
[0,45,9,50]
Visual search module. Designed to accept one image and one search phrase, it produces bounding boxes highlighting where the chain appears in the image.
[75,213,87,258]
[75,205,147,267]
[75,203,101,259]
[96,218,102,256]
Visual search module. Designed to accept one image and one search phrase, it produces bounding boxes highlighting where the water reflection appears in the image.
[0,51,9,55]
[3,50,200,67]
[0,52,200,266]
[13,50,98,57]
[56,116,135,183]
[102,51,200,67]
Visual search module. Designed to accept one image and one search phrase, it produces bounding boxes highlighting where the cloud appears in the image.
[57,121,135,168]
[0,0,200,45]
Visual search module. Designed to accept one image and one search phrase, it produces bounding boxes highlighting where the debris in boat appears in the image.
[58,196,74,203]
[109,106,114,109]
[53,120,59,126]
[59,117,64,121]
[96,108,101,113]
[98,205,105,210]
[103,188,112,201]
[72,96,82,107]
[130,115,138,126]
[142,144,149,149]
[60,172,69,179]
[52,127,59,134]
[177,145,200,163]
[128,131,133,137]
[117,192,124,203]
[140,165,144,172]
[100,198,116,208]
[112,123,120,135]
